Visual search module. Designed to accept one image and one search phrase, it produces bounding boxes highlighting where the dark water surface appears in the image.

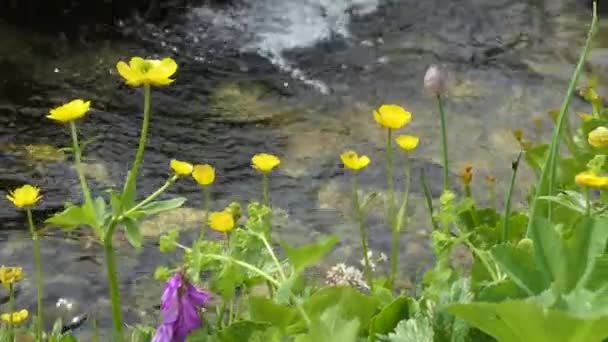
[0,0,602,336]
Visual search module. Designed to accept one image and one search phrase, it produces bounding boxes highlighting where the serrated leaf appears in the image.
[282,235,338,274]
[491,243,547,295]
[123,217,142,249]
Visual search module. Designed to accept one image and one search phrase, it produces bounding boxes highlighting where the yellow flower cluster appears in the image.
[193,164,215,186]
[340,151,370,171]
[6,184,42,208]
[1,309,28,324]
[47,99,90,123]
[116,57,178,87]
[373,104,412,129]
[0,266,23,285]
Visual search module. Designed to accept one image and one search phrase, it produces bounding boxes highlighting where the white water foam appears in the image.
[192,0,380,93]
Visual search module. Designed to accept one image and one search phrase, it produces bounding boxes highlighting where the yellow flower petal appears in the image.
[575,171,608,188]
[192,164,215,186]
[340,150,370,171]
[588,126,608,148]
[395,135,419,151]
[208,210,235,233]
[170,159,194,176]
[6,184,42,208]
[47,99,90,123]
[252,153,281,173]
[0,266,24,285]
[373,104,412,129]
[116,61,142,87]
[1,309,28,324]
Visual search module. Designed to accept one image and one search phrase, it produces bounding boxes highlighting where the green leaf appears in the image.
[217,320,271,342]
[539,192,586,214]
[110,190,122,216]
[564,217,608,291]
[447,300,608,342]
[528,217,565,291]
[282,235,338,274]
[379,315,434,342]
[491,243,548,295]
[46,203,97,230]
[304,286,380,334]
[586,255,608,291]
[136,197,187,217]
[369,296,410,338]
[123,217,142,249]
[295,305,360,342]
[248,296,298,329]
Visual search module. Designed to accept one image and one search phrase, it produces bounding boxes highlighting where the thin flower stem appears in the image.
[200,186,211,240]
[586,188,591,217]
[122,84,152,207]
[7,284,14,341]
[26,209,43,341]
[262,173,269,207]
[386,129,397,289]
[119,175,178,220]
[352,174,374,290]
[464,184,481,227]
[502,153,522,243]
[69,121,93,206]
[420,169,439,230]
[436,94,450,191]
[103,221,124,342]
[259,234,287,281]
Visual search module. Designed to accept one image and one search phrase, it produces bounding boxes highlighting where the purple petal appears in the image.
[152,324,174,342]
[160,273,182,312]
[185,283,211,307]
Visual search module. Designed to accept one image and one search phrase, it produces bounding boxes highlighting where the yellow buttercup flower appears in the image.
[588,126,608,148]
[0,266,23,285]
[395,135,419,151]
[170,160,194,176]
[192,164,215,186]
[575,171,608,188]
[252,153,280,173]
[208,210,235,233]
[1,309,28,324]
[7,185,42,208]
[47,99,90,123]
[116,57,177,87]
[340,150,370,171]
[373,104,412,129]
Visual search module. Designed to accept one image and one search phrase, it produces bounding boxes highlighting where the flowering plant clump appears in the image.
[5,3,608,342]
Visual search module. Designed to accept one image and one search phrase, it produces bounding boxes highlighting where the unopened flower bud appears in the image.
[424,64,447,96]
[588,126,608,148]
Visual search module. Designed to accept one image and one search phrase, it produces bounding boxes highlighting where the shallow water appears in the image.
[0,0,601,336]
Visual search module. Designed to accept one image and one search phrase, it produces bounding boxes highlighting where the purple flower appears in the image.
[152,272,211,342]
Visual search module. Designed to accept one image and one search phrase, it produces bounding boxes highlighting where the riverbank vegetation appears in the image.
[1,2,607,342]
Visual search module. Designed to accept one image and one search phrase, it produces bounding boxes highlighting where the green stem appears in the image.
[119,175,177,220]
[527,4,597,234]
[586,188,591,217]
[262,173,269,207]
[259,235,287,281]
[465,184,481,228]
[205,254,280,286]
[103,222,123,342]
[69,121,93,206]
[200,186,211,240]
[437,95,450,191]
[420,169,439,230]
[503,153,522,243]
[352,174,374,290]
[122,84,152,207]
[217,302,227,329]
[26,209,43,341]
[7,284,14,341]
[386,129,395,222]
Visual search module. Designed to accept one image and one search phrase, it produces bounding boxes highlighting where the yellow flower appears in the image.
[7,185,42,208]
[575,171,608,188]
[460,166,473,186]
[340,150,370,171]
[1,309,28,324]
[170,160,194,176]
[208,210,235,233]
[373,104,412,129]
[395,135,419,151]
[252,153,280,173]
[116,57,178,87]
[588,126,608,148]
[47,99,90,122]
[0,266,23,285]
[192,164,215,186]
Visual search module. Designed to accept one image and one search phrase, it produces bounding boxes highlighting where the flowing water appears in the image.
[0,0,603,336]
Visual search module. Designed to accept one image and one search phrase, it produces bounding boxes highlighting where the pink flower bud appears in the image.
[424,64,447,96]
